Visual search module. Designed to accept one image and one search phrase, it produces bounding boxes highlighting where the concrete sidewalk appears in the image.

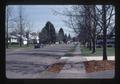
[56,44,88,78]
[55,44,114,78]
[84,56,115,61]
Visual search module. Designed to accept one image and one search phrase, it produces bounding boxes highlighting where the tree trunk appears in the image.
[20,37,22,47]
[92,5,96,54]
[89,40,92,51]
[102,5,107,60]
[27,40,29,47]
[26,32,29,47]
[92,38,96,53]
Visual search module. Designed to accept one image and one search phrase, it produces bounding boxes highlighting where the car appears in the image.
[34,43,41,48]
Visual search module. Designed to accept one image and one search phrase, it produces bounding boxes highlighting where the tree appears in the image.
[102,5,107,60]
[25,21,33,47]
[53,5,115,60]
[9,6,27,47]
[18,6,24,47]
[6,5,13,48]
[68,34,71,41]
[44,21,56,44]
[39,21,56,44]
[54,5,94,49]
[39,27,49,44]
[63,34,68,43]
[58,28,64,43]
[94,5,115,60]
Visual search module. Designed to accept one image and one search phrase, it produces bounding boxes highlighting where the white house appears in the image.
[29,33,39,44]
[8,34,28,45]
[8,35,18,43]
[8,32,40,45]
[22,36,27,45]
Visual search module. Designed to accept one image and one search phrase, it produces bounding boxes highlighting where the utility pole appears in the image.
[19,6,23,47]
[49,23,51,44]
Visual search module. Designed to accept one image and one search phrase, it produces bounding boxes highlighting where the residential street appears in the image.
[5,5,115,79]
[6,44,75,78]
[6,43,114,79]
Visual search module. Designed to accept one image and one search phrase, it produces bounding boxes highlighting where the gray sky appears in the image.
[7,5,115,37]
[8,5,75,37]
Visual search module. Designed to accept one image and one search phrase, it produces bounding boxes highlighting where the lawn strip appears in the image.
[80,45,115,56]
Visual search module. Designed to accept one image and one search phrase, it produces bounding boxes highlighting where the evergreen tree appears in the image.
[63,34,68,43]
[39,21,56,44]
[58,28,64,42]
[39,28,48,44]
[68,34,71,40]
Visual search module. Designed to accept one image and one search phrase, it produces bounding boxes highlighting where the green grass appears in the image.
[81,46,115,56]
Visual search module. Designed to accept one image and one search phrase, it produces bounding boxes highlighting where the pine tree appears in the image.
[58,28,64,43]
[39,21,56,44]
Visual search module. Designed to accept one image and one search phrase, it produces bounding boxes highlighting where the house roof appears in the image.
[8,32,39,40]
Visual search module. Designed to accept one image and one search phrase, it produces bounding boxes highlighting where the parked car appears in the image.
[34,43,41,48]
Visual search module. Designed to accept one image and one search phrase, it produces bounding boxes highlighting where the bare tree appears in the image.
[94,5,115,60]
[53,5,115,60]
[25,21,33,47]
[6,5,13,48]
[12,6,26,47]
[19,6,23,47]
[61,5,96,52]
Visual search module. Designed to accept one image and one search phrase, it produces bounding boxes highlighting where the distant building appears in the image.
[8,35,18,44]
[8,32,40,45]
[29,32,39,44]
[8,34,28,45]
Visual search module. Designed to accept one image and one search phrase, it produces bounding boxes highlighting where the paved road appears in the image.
[6,43,114,79]
[6,44,75,78]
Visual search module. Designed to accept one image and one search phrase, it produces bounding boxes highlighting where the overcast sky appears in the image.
[7,5,115,37]
[7,5,75,37]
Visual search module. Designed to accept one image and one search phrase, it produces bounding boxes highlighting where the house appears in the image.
[8,35,18,44]
[8,32,40,45]
[8,33,28,45]
[29,32,39,44]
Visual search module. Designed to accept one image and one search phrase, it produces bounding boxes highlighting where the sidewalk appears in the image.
[84,56,115,61]
[59,44,87,63]
[34,44,87,78]
[55,44,114,78]
[56,44,88,78]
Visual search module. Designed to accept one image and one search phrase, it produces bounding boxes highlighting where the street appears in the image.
[5,5,115,79]
[6,44,75,78]
[6,43,114,79]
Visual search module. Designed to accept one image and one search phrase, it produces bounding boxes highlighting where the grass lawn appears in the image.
[81,46,115,56]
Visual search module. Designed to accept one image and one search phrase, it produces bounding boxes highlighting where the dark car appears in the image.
[34,43,41,48]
